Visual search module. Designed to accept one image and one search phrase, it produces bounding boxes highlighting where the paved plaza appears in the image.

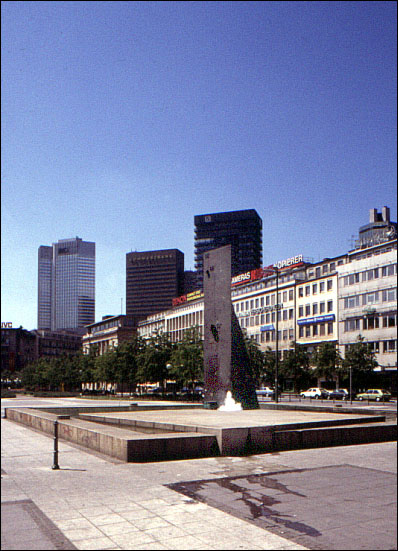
[1,412,397,550]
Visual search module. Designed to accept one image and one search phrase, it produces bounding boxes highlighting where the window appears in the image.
[289,329,294,340]
[363,317,379,330]
[320,282,325,292]
[255,315,259,325]
[316,267,321,277]
[327,300,333,312]
[305,326,311,337]
[320,302,326,313]
[364,292,379,305]
[266,296,270,306]
[312,284,318,294]
[323,265,328,274]
[266,313,271,323]
[382,289,397,302]
[283,330,288,340]
[250,300,254,309]
[261,297,264,307]
[327,322,333,334]
[313,325,318,336]
[289,308,294,320]
[299,287,304,297]
[382,265,396,277]
[283,291,287,302]
[283,309,288,321]
[345,296,360,308]
[235,303,239,313]
[320,324,325,336]
[305,304,311,316]
[255,298,259,308]
[289,289,294,301]
[327,279,333,291]
[299,326,304,338]
[383,340,397,353]
[299,306,304,318]
[330,262,336,271]
[313,303,318,315]
[305,286,310,296]
[383,315,396,328]
[345,319,360,332]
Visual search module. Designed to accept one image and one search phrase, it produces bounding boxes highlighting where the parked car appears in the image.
[356,389,392,402]
[326,389,353,400]
[300,387,330,399]
[256,387,275,398]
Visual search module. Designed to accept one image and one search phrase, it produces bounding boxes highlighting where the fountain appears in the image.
[218,390,242,411]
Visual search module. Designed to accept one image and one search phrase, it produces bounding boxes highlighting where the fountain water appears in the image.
[218,390,242,411]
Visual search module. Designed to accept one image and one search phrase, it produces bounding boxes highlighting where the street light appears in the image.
[274,267,279,403]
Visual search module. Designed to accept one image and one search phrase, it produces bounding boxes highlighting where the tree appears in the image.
[114,336,145,393]
[340,335,378,391]
[312,342,342,386]
[242,333,265,387]
[137,332,173,390]
[280,343,311,392]
[169,327,203,391]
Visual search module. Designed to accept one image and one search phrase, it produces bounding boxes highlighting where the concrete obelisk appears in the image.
[203,245,259,409]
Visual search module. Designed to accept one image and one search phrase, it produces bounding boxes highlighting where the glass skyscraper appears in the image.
[38,237,95,331]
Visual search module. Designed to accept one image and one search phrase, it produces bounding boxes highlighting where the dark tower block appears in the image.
[203,245,258,409]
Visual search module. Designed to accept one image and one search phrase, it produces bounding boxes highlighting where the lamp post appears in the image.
[274,267,279,403]
[349,364,352,405]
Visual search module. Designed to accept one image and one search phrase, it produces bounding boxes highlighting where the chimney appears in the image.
[382,206,390,222]
[369,208,378,223]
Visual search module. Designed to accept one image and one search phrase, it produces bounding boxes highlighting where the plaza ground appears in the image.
[1,398,397,550]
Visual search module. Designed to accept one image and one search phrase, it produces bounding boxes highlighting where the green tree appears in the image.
[312,342,342,386]
[169,327,203,392]
[280,343,311,392]
[340,335,378,391]
[137,332,173,391]
[95,349,118,391]
[115,336,145,393]
[242,333,265,387]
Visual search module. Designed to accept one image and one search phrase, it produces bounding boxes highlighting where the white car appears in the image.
[300,387,330,399]
[256,387,275,398]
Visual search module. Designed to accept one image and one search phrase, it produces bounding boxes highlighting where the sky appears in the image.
[2,1,397,330]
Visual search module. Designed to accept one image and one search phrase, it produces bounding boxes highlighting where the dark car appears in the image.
[327,389,352,400]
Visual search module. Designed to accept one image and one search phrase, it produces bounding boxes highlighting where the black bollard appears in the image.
[52,420,59,470]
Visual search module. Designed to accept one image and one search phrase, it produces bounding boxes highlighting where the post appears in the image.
[52,420,59,470]
[275,268,279,403]
[349,365,352,405]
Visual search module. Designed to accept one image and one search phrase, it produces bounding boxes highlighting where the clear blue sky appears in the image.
[2,1,396,330]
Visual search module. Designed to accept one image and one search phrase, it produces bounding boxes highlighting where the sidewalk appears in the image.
[1,417,396,550]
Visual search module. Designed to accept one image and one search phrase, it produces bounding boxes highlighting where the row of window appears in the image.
[239,308,295,328]
[342,264,397,286]
[344,314,397,332]
[298,280,333,297]
[298,301,334,317]
[346,340,397,353]
[235,289,295,312]
[343,288,397,309]
[299,323,334,338]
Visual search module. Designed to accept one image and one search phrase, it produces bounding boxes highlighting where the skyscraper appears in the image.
[38,237,95,331]
[126,249,184,320]
[194,209,263,287]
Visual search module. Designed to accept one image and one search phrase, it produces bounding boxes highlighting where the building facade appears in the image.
[338,241,397,370]
[194,209,263,288]
[38,237,95,331]
[82,315,137,355]
[126,249,185,321]
[138,241,397,377]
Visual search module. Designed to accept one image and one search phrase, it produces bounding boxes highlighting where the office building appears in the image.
[38,237,95,331]
[194,209,263,287]
[126,249,184,320]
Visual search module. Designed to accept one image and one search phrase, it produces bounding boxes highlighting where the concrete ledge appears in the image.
[5,407,218,462]
[274,422,397,451]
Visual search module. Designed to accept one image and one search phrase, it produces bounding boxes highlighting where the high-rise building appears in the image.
[355,206,397,249]
[126,249,184,320]
[194,209,263,287]
[38,237,95,331]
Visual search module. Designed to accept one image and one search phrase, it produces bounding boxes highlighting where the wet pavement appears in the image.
[169,464,397,550]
